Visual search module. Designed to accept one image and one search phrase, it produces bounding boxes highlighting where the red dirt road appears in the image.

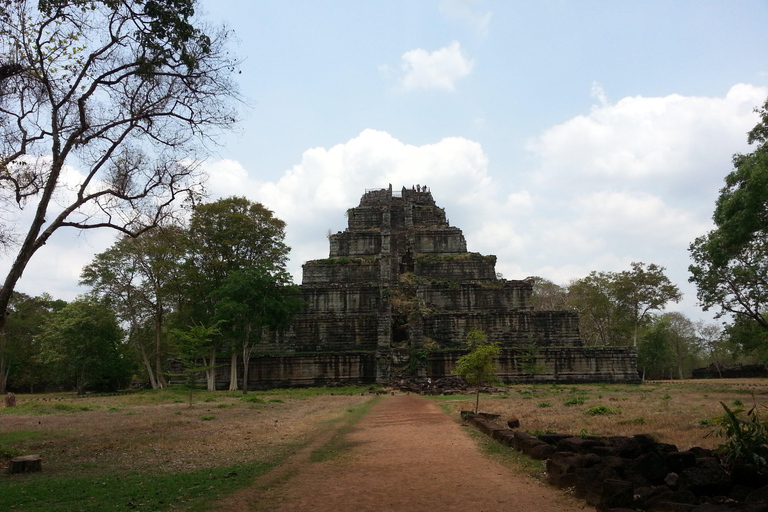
[250,394,586,512]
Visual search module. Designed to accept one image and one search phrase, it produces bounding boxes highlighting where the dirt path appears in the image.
[222,394,587,512]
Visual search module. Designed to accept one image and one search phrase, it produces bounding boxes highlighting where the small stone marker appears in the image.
[8,454,42,474]
[4,392,16,407]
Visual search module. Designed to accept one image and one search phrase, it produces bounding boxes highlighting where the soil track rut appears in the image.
[240,394,585,512]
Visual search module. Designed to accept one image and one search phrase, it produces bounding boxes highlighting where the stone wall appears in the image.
[427,347,640,384]
[202,346,639,390]
[264,313,381,352]
[413,228,467,253]
[329,231,382,257]
[302,260,380,284]
[216,353,378,389]
[421,311,583,348]
[415,282,530,311]
[413,253,497,280]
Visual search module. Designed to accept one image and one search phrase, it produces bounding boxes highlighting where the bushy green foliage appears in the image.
[713,401,768,470]
[585,405,615,415]
[689,97,768,344]
[453,329,499,414]
[38,298,134,394]
[563,396,586,406]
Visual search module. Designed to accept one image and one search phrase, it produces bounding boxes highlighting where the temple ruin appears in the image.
[243,186,639,388]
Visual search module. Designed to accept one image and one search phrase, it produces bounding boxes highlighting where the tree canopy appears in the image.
[689,97,768,330]
[38,297,133,393]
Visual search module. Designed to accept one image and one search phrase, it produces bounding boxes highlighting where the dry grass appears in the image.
[437,379,768,451]
[0,389,371,476]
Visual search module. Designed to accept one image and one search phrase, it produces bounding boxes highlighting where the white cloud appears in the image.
[439,0,491,36]
[393,41,474,92]
[528,84,766,189]
[590,81,608,107]
[203,129,500,282]
[572,191,709,246]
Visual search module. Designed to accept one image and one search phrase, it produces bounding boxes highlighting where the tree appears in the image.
[724,315,768,363]
[613,262,683,346]
[637,316,675,380]
[0,0,238,347]
[690,231,768,329]
[567,271,627,345]
[709,98,768,261]
[212,264,303,394]
[170,321,220,406]
[183,197,291,390]
[689,97,768,332]
[453,329,499,414]
[527,276,568,311]
[694,321,730,377]
[80,226,185,389]
[1,291,65,393]
[38,297,132,393]
[567,263,681,346]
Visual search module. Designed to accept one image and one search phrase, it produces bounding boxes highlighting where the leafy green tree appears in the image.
[81,226,186,389]
[567,263,681,346]
[613,262,682,346]
[709,98,768,261]
[212,264,303,393]
[169,322,220,406]
[183,197,291,390]
[724,315,768,363]
[637,316,675,380]
[1,292,66,393]
[567,271,624,345]
[689,97,768,335]
[690,232,768,330]
[453,329,499,414]
[0,0,238,356]
[38,297,133,393]
[694,321,731,376]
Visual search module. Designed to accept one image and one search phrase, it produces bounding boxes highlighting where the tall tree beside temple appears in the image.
[182,197,292,390]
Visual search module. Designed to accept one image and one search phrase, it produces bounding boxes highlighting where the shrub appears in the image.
[537,402,552,408]
[563,396,586,406]
[713,402,768,470]
[585,405,615,416]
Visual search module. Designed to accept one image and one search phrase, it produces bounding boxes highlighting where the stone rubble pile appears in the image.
[463,412,768,512]
[393,376,505,395]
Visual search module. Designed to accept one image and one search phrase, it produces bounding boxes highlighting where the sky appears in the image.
[5,0,768,325]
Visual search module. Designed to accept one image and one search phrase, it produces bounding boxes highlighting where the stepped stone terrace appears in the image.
[219,185,639,389]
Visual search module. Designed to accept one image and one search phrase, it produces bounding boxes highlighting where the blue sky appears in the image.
[6,0,768,325]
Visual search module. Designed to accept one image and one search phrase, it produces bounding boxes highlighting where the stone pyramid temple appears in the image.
[247,186,639,388]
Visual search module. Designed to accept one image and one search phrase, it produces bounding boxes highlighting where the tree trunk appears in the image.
[229,352,238,391]
[205,347,216,391]
[475,388,480,414]
[154,305,166,388]
[242,345,252,395]
[138,342,158,389]
[0,349,8,395]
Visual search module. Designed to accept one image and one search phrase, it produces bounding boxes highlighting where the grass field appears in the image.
[1,379,766,511]
[437,379,768,450]
[0,386,374,512]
